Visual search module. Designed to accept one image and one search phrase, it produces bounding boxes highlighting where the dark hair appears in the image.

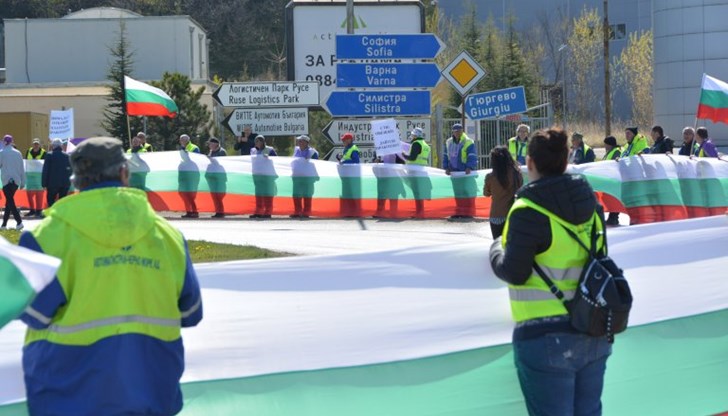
[490,145,519,188]
[651,125,664,136]
[696,127,709,139]
[528,127,569,176]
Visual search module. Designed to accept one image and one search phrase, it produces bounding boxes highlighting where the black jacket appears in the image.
[650,136,674,154]
[234,132,255,155]
[42,148,71,189]
[490,174,601,286]
[678,141,694,156]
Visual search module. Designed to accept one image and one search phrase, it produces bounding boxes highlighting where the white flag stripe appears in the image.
[124,76,175,101]
[0,238,60,293]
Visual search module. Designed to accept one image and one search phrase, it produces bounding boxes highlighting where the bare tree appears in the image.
[567,7,603,121]
[614,30,653,129]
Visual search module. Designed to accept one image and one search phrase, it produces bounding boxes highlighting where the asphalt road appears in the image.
[16,210,628,257]
[163,215,493,256]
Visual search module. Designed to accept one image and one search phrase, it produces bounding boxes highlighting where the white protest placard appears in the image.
[49,109,74,139]
[370,119,400,157]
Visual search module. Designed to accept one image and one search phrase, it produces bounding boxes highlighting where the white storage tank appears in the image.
[653,0,728,149]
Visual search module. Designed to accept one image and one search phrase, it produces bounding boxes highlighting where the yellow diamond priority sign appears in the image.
[442,51,487,96]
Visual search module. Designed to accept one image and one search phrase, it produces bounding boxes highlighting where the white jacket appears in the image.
[0,146,26,188]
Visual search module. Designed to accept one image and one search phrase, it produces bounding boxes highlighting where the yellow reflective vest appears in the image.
[502,197,605,323]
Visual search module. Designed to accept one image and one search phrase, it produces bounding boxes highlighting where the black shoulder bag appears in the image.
[533,215,633,343]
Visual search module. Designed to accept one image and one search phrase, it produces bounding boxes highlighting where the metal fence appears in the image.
[438,103,553,170]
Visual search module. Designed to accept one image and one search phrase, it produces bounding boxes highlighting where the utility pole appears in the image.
[346,0,354,34]
[603,0,611,135]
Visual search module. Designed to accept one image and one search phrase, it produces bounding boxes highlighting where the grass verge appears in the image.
[0,230,288,263]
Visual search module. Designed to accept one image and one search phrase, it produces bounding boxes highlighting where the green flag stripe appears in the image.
[125,89,178,112]
[699,89,728,109]
[0,257,36,328]
[176,309,728,416]
[1,310,725,415]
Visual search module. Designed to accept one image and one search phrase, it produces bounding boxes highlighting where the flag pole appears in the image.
[122,74,131,145]
[126,115,132,145]
[695,73,707,129]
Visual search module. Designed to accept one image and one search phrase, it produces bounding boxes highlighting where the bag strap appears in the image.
[532,263,568,304]
[518,197,604,259]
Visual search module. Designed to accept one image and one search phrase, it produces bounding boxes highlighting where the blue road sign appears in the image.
[324,90,431,117]
[337,63,441,89]
[336,34,444,60]
[464,86,528,120]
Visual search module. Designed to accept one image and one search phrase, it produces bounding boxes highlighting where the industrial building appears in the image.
[0,7,214,139]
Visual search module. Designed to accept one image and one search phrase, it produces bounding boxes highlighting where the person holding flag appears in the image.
[18,137,202,415]
[508,124,530,165]
[25,138,46,217]
[693,127,719,158]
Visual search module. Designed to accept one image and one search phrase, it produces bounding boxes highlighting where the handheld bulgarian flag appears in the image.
[124,76,178,118]
[0,237,60,329]
[697,73,728,124]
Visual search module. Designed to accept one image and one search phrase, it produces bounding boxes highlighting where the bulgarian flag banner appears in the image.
[14,152,728,223]
[124,76,178,118]
[0,217,726,415]
[0,237,60,329]
[697,73,728,123]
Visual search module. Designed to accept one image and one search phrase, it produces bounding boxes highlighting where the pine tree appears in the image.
[100,20,135,147]
[480,15,504,92]
[500,16,539,109]
[144,72,212,151]
[446,3,484,118]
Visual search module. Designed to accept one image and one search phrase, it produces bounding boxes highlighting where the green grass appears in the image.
[187,240,289,263]
[0,230,289,263]
[0,229,20,244]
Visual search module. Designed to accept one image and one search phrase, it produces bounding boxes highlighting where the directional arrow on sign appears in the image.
[336,34,445,60]
[323,90,431,118]
[212,81,320,108]
[337,63,442,89]
[223,108,309,137]
[323,145,377,162]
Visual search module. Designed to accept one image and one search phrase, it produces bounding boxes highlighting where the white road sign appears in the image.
[223,108,309,137]
[213,81,320,108]
[287,3,422,103]
[323,145,377,162]
[322,118,431,146]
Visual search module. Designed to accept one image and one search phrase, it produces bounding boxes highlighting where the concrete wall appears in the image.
[0,112,49,151]
[653,0,728,147]
[4,15,208,84]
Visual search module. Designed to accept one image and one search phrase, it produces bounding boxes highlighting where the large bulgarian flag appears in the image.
[0,217,726,415]
[697,73,728,123]
[124,76,178,118]
[0,237,60,329]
